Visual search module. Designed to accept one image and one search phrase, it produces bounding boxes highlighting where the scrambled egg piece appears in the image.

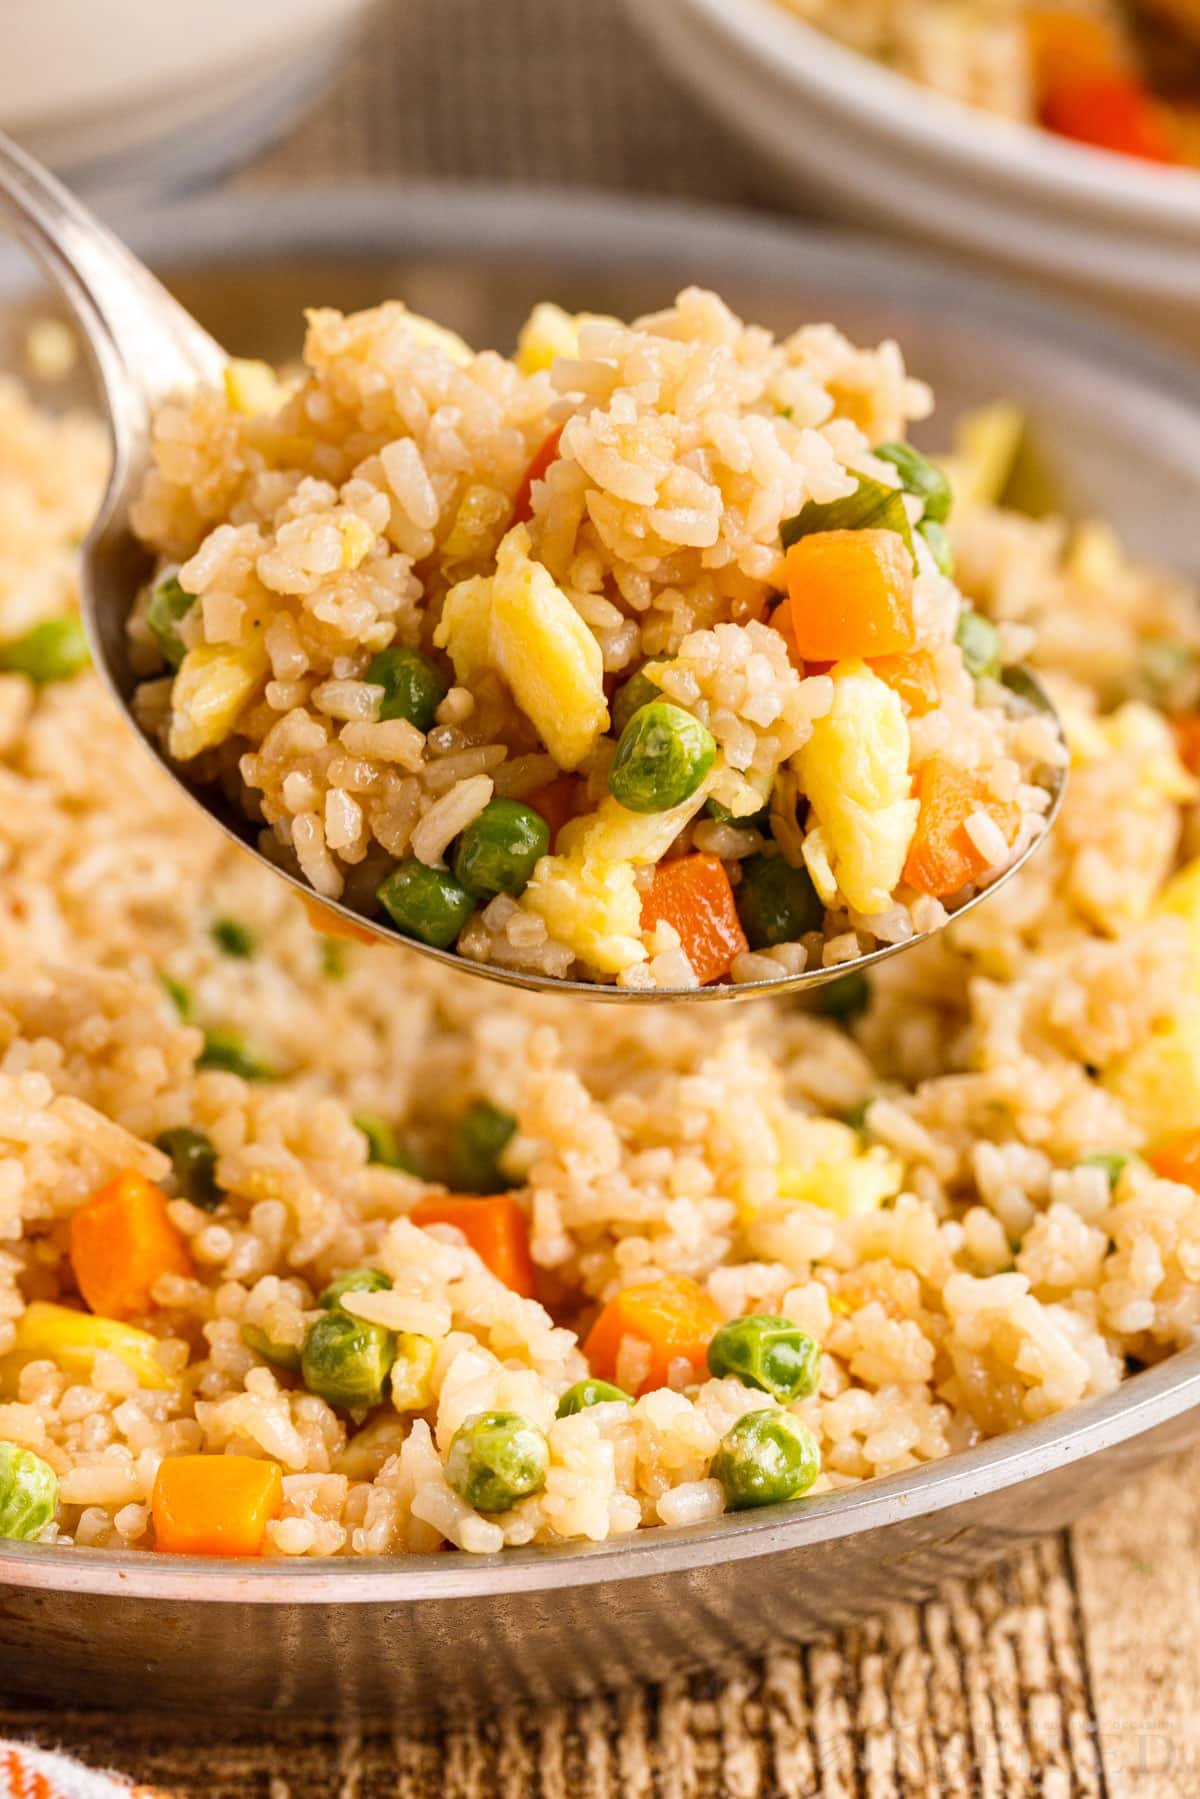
[795,660,918,917]
[224,358,287,418]
[168,637,269,762]
[522,789,714,973]
[0,1301,175,1399]
[515,303,620,375]
[1104,1010,1200,1140]
[774,1116,903,1218]
[940,401,1025,509]
[521,850,646,974]
[1100,704,1196,804]
[339,516,375,570]
[436,524,609,770]
[1157,858,1200,985]
[394,310,474,368]
[742,1114,902,1260]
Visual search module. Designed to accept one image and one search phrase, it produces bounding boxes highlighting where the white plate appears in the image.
[0,0,375,198]
[627,0,1200,346]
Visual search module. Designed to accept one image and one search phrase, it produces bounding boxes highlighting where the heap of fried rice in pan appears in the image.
[0,290,1198,1559]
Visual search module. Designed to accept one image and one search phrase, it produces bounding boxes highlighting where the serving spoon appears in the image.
[0,130,1067,1003]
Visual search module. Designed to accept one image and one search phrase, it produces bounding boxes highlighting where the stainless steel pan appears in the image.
[1,184,1198,1717]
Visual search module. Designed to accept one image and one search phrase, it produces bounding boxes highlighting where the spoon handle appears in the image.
[0,129,225,479]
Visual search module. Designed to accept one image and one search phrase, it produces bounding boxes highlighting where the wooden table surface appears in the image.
[4,2,1199,1790]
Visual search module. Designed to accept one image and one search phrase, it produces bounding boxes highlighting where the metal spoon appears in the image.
[0,131,1066,1003]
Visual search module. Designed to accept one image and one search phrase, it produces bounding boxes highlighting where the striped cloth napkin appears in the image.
[0,1742,168,1798]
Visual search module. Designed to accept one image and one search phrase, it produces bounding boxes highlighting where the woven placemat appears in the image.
[245,0,766,202]
[4,4,1200,1791]
[0,1540,1104,1797]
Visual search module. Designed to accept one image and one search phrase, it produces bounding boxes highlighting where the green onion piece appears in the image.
[145,573,197,671]
[919,518,954,577]
[956,608,1002,681]
[1075,1152,1130,1191]
[780,472,916,569]
[1000,666,1054,714]
[873,442,953,523]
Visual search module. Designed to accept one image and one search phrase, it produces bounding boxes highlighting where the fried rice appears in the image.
[0,291,1199,1557]
[774,0,1200,165]
[126,290,1058,990]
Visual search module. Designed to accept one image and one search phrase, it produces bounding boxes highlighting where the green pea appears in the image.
[319,1266,394,1311]
[610,661,666,740]
[301,1309,395,1410]
[0,615,90,684]
[366,645,448,733]
[874,441,953,524]
[354,1113,419,1174]
[815,971,870,1022]
[211,917,255,958]
[919,518,954,577]
[1076,1152,1130,1191]
[711,1410,821,1511]
[956,608,1001,681]
[240,1322,302,1373]
[450,1102,517,1194]
[735,853,823,948]
[145,572,197,671]
[706,1315,821,1404]
[445,1410,549,1513]
[156,1126,222,1212]
[320,937,348,979]
[158,972,194,1022]
[452,799,549,901]
[556,1379,634,1418]
[0,1442,58,1541]
[608,701,716,814]
[197,1029,275,1082]
[377,859,474,949]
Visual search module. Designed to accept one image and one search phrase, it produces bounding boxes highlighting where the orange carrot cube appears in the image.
[786,529,916,661]
[584,1276,724,1397]
[152,1455,282,1557]
[410,1193,536,1298]
[68,1170,194,1321]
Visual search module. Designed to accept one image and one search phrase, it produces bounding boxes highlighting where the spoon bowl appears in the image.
[0,131,1067,1002]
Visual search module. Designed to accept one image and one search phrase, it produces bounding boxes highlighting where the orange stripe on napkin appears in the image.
[1,1740,174,1799]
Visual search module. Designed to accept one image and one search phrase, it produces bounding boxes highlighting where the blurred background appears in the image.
[9,0,1199,346]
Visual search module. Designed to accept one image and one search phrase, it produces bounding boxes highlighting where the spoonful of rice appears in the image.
[0,132,1066,1003]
